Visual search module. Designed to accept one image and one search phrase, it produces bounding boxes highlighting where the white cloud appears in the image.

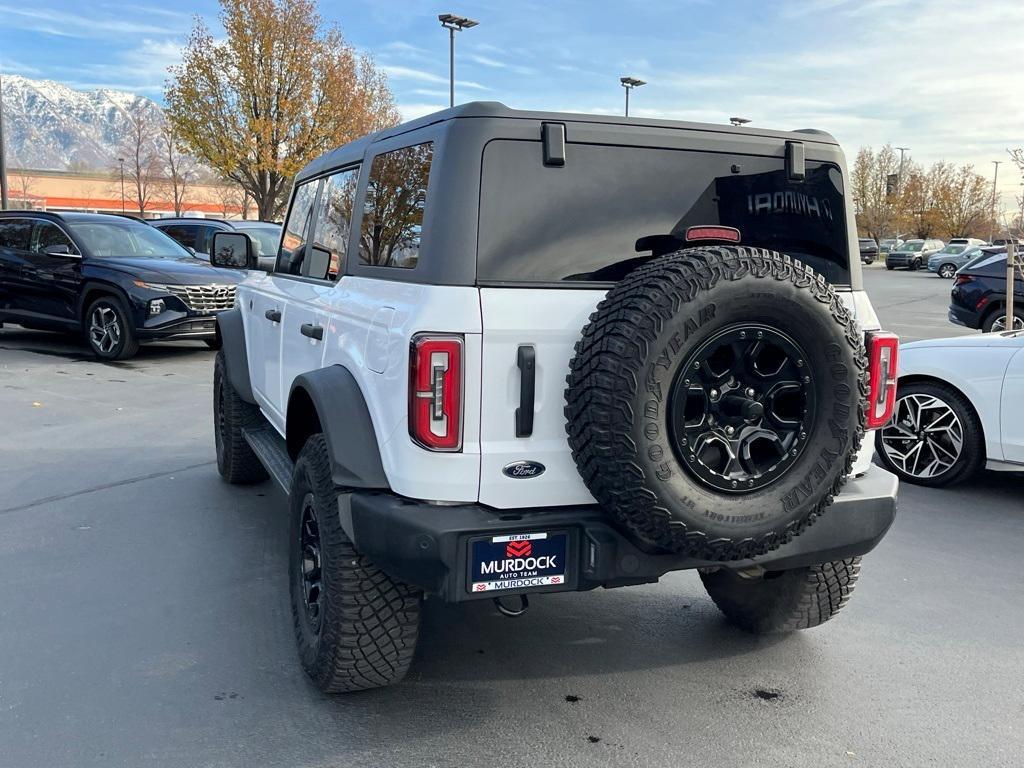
[382,65,489,91]
[0,4,173,38]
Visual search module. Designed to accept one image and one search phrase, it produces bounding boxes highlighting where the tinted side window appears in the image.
[32,222,76,253]
[0,219,33,250]
[160,225,200,251]
[359,143,433,269]
[478,142,851,286]
[277,181,320,274]
[306,167,359,281]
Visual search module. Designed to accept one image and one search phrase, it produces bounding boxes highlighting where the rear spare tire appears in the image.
[565,246,867,560]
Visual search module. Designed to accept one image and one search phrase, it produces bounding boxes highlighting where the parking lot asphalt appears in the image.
[1,267,1021,768]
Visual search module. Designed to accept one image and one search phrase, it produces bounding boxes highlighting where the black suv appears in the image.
[152,217,280,268]
[858,237,879,264]
[949,247,1024,331]
[0,211,242,359]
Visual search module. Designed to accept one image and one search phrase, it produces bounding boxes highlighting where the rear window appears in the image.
[477,141,851,286]
[358,143,433,269]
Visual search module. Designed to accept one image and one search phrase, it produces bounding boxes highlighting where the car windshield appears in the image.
[936,245,966,255]
[235,226,281,257]
[69,221,192,258]
[899,242,924,252]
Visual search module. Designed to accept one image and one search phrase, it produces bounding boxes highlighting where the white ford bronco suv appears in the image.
[210,103,900,693]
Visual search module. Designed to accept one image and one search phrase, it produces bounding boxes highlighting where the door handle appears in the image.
[264,309,281,322]
[300,323,324,341]
[515,345,536,438]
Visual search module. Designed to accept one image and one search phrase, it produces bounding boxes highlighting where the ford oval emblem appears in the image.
[502,460,546,479]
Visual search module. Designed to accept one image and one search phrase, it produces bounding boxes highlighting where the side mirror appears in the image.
[210,231,255,269]
[43,244,74,256]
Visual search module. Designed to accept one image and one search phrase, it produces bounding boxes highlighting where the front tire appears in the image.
[213,351,268,484]
[85,296,139,360]
[701,558,861,633]
[874,380,983,487]
[938,263,957,279]
[290,434,422,693]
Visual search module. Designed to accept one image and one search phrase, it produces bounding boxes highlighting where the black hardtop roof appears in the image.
[296,101,838,183]
[154,216,280,228]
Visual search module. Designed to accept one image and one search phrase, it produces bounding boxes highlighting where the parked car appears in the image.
[0,211,241,359]
[886,238,944,270]
[209,102,899,692]
[948,248,1024,332]
[859,237,880,264]
[947,237,986,247]
[879,238,903,254]
[992,237,1024,248]
[152,217,280,269]
[928,244,984,278]
[875,331,1023,486]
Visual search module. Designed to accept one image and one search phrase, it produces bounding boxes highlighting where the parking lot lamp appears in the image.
[0,72,8,210]
[438,14,479,108]
[990,160,1001,243]
[620,77,646,117]
[118,158,126,213]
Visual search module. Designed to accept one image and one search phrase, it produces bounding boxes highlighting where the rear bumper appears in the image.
[947,302,981,329]
[341,467,898,603]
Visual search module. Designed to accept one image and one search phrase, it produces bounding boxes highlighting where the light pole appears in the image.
[0,71,8,210]
[729,117,751,127]
[990,160,1002,244]
[438,14,478,109]
[620,77,646,117]
[118,157,125,213]
[895,147,910,242]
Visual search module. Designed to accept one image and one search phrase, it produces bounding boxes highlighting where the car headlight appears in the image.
[133,280,175,292]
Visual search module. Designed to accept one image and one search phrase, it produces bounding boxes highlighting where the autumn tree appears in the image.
[165,0,399,221]
[928,163,991,239]
[851,145,901,241]
[115,102,162,215]
[160,123,199,216]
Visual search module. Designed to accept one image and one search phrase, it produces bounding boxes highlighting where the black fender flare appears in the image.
[215,308,256,403]
[288,366,390,490]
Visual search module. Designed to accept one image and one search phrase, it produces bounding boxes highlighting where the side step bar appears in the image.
[242,425,294,494]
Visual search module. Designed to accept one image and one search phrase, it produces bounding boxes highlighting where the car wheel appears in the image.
[204,337,222,350]
[290,434,422,693]
[886,264,895,271]
[938,264,957,279]
[874,380,984,487]
[982,308,1024,333]
[701,557,862,633]
[908,258,919,271]
[85,296,139,360]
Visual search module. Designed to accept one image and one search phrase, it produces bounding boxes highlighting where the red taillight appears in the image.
[409,334,463,451]
[685,225,741,243]
[866,331,899,430]
[953,275,974,286]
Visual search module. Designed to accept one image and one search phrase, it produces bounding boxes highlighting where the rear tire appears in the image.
[886,264,895,271]
[290,434,422,693]
[982,307,1024,333]
[213,351,268,484]
[938,263,957,279]
[700,557,861,633]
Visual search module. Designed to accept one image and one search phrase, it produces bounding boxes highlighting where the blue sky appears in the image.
[1,0,1022,208]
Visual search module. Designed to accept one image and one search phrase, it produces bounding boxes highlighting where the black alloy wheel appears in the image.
[297,493,324,637]
[668,324,814,493]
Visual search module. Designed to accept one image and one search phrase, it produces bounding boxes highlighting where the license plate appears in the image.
[468,532,567,594]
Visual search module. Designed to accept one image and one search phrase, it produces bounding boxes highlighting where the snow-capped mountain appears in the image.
[1,75,164,171]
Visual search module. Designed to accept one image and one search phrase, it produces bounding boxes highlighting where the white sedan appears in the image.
[874,330,1024,486]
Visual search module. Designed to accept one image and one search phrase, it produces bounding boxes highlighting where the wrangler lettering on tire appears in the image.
[565,246,868,561]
